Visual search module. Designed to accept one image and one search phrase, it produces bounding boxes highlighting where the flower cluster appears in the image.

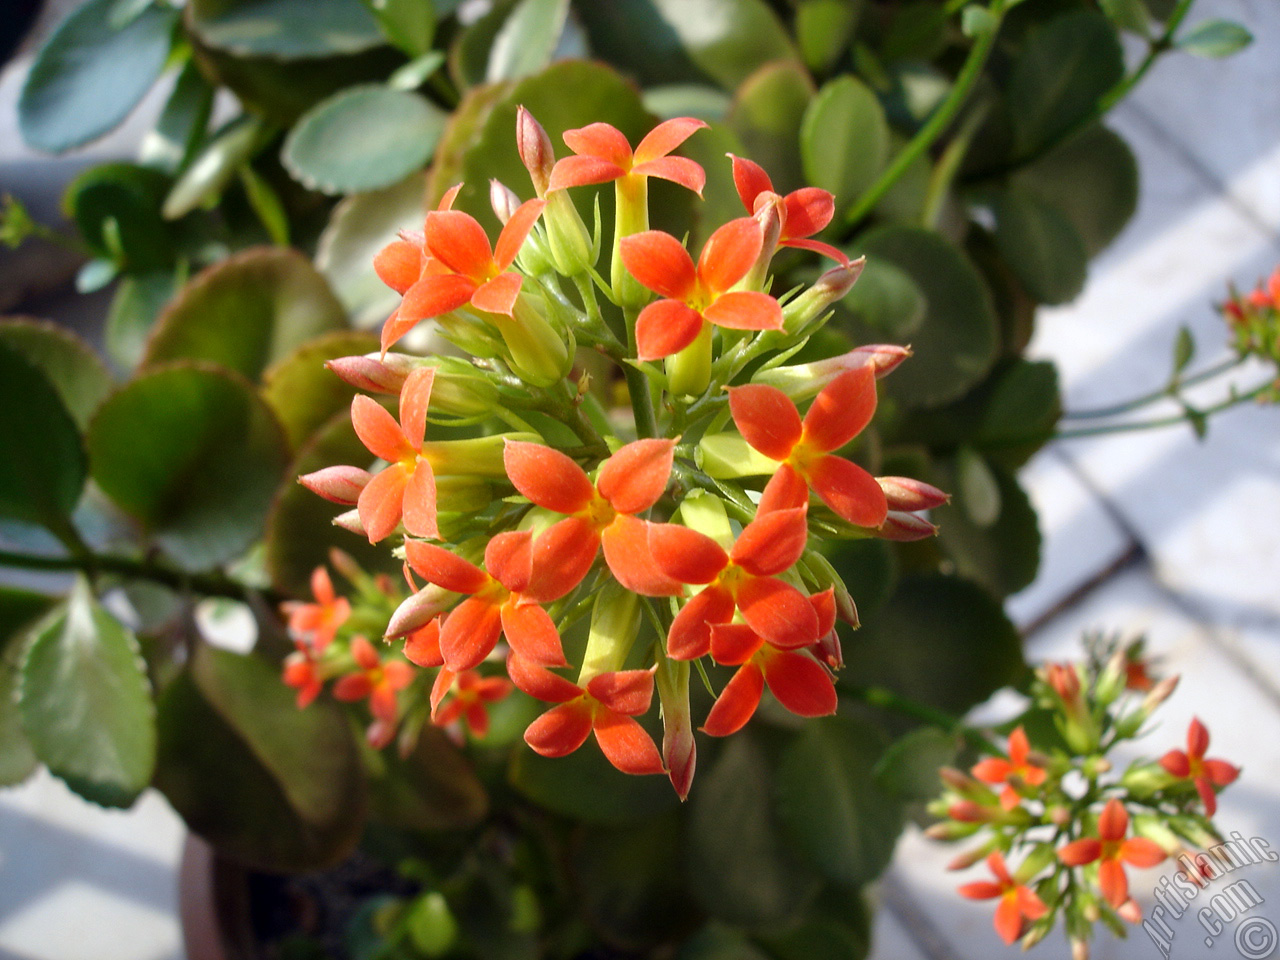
[929,636,1241,956]
[1222,265,1280,365]
[289,111,946,797]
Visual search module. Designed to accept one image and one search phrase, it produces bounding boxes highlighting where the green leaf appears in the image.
[363,726,488,832]
[961,5,1000,38]
[18,579,155,807]
[936,456,1041,597]
[162,115,265,220]
[677,926,772,960]
[1173,325,1195,375]
[992,185,1088,305]
[1098,0,1150,35]
[105,269,183,371]
[643,85,733,122]
[841,574,1025,717]
[237,164,290,246]
[0,588,57,787]
[852,227,999,407]
[838,257,926,339]
[955,445,1000,526]
[188,0,386,59]
[727,61,814,198]
[388,51,446,91]
[509,737,679,825]
[64,163,175,271]
[676,121,750,249]
[283,86,447,195]
[796,0,864,75]
[262,331,379,450]
[0,344,86,532]
[774,716,903,886]
[143,247,347,382]
[88,364,290,570]
[873,727,956,801]
[316,172,429,329]
[364,0,436,56]
[1177,19,1253,58]
[139,59,215,175]
[154,643,366,870]
[686,734,819,926]
[1010,123,1138,257]
[801,76,889,219]
[1006,11,1124,158]
[880,1,948,61]
[487,0,570,83]
[573,0,799,92]
[0,318,113,431]
[18,0,179,153]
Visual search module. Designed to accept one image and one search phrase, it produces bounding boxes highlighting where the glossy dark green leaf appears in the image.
[363,726,488,831]
[88,364,290,570]
[188,0,385,59]
[0,588,57,787]
[1006,11,1124,158]
[262,331,380,450]
[992,186,1088,305]
[880,0,948,61]
[935,456,1041,598]
[1177,19,1253,58]
[796,0,864,75]
[65,163,175,271]
[509,737,678,825]
[0,319,113,431]
[853,227,999,407]
[820,538,897,620]
[161,115,265,220]
[841,574,1024,717]
[140,59,215,175]
[1011,124,1138,257]
[1098,0,1150,34]
[143,247,347,381]
[106,269,183,371]
[283,86,447,195]
[18,579,155,807]
[873,726,956,801]
[838,257,926,339]
[687,734,819,926]
[154,643,366,870]
[761,917,870,960]
[727,62,814,198]
[643,85,733,122]
[774,716,902,887]
[679,120,750,248]
[364,0,436,55]
[487,0,570,83]
[955,444,1001,527]
[18,0,178,153]
[0,345,86,532]
[573,0,798,92]
[801,76,888,217]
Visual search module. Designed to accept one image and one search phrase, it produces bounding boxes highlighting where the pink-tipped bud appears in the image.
[328,548,363,583]
[1142,674,1179,713]
[366,718,396,751]
[333,509,366,536]
[1117,899,1142,924]
[1044,662,1082,704]
[516,105,555,197]
[739,193,784,291]
[490,179,521,225]
[1071,937,1090,960]
[877,476,950,512]
[781,256,867,335]
[326,352,414,394]
[752,343,911,402]
[655,654,696,801]
[812,627,844,670]
[299,466,372,505]
[947,846,991,871]
[940,766,980,793]
[665,721,696,802]
[385,584,454,638]
[878,511,939,541]
[948,800,991,823]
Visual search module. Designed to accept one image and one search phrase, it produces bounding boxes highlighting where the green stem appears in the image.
[1061,354,1246,420]
[842,1,1004,231]
[622,305,658,439]
[844,682,998,751]
[1054,380,1272,439]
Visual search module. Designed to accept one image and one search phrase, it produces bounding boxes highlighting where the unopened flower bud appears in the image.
[924,820,980,841]
[385,583,454,638]
[739,193,784,291]
[940,766,981,794]
[516,105,554,197]
[878,511,939,541]
[781,257,866,336]
[656,654,696,801]
[697,433,780,479]
[327,353,414,394]
[1142,674,1179,714]
[1048,804,1072,827]
[490,179,522,224]
[501,294,572,387]
[877,476,950,512]
[1131,813,1182,854]
[1116,898,1142,924]
[948,799,992,823]
[947,843,994,871]
[333,508,365,536]
[1071,936,1090,960]
[812,627,844,670]
[426,432,537,479]
[752,343,911,400]
[299,465,371,504]
[1095,651,1127,705]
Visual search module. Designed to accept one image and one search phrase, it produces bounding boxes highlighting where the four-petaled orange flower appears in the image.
[281,566,350,651]
[971,726,1047,811]
[546,118,707,195]
[648,505,818,660]
[283,641,323,708]
[352,366,439,543]
[404,530,568,672]
[503,438,682,597]
[729,154,848,265]
[332,636,414,724]
[620,219,784,361]
[374,192,545,353]
[508,654,665,776]
[728,366,888,527]
[430,669,513,738]
[958,852,1049,945]
[1058,798,1166,912]
[1159,717,1239,816]
[702,589,838,736]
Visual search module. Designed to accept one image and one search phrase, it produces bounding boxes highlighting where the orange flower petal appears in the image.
[631,155,706,195]
[971,758,1013,784]
[696,217,762,294]
[781,188,835,240]
[728,383,802,461]
[1098,797,1129,842]
[310,566,335,605]
[439,597,503,671]
[485,530,533,595]
[635,299,705,361]
[805,454,888,528]
[957,881,1003,901]
[1196,776,1218,816]
[620,230,697,301]
[730,506,808,577]
[701,291,783,331]
[494,197,545,270]
[1160,749,1191,777]
[504,441,595,513]
[401,459,439,540]
[988,852,1014,886]
[1099,858,1129,909]
[351,636,380,669]
[729,154,773,212]
[600,516,685,597]
[782,237,849,265]
[666,584,735,660]
[525,701,594,757]
[709,622,763,666]
[596,438,675,515]
[762,650,836,718]
[1188,716,1210,758]
[373,239,423,294]
[399,367,435,450]
[633,117,707,164]
[500,600,567,667]
[586,669,653,716]
[352,395,412,463]
[703,663,764,737]
[803,366,877,453]
[810,587,836,636]
[527,516,599,603]
[403,540,488,594]
[759,463,809,514]
[470,271,523,316]
[424,210,495,279]
[398,272,476,324]
[357,464,408,544]
[735,576,819,650]
[1008,726,1030,766]
[563,122,633,165]
[1203,758,1239,786]
[648,523,729,585]
[1017,886,1048,921]
[506,652,582,703]
[1120,837,1167,868]
[403,618,443,667]
[546,154,626,192]
[380,304,417,355]
[332,673,373,702]
[593,711,666,775]
[993,895,1023,945]
[1058,838,1102,866]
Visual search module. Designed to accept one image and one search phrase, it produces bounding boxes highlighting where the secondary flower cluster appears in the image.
[929,636,1241,957]
[1222,265,1280,366]
[289,110,947,797]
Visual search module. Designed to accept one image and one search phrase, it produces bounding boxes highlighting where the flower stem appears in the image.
[622,305,658,439]
[843,682,999,751]
[1060,355,1246,420]
[1054,380,1272,440]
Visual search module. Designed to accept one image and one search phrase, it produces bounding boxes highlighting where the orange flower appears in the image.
[508,654,664,776]
[728,367,888,527]
[502,438,682,597]
[648,505,818,660]
[430,669,513,738]
[352,366,439,543]
[546,118,707,195]
[971,726,1047,810]
[1058,798,1166,912]
[1159,717,1240,816]
[619,219,783,360]
[280,565,349,651]
[332,636,414,725]
[729,154,847,265]
[282,642,323,708]
[958,852,1049,944]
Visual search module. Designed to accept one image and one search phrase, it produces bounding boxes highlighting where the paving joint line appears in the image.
[879,869,969,960]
